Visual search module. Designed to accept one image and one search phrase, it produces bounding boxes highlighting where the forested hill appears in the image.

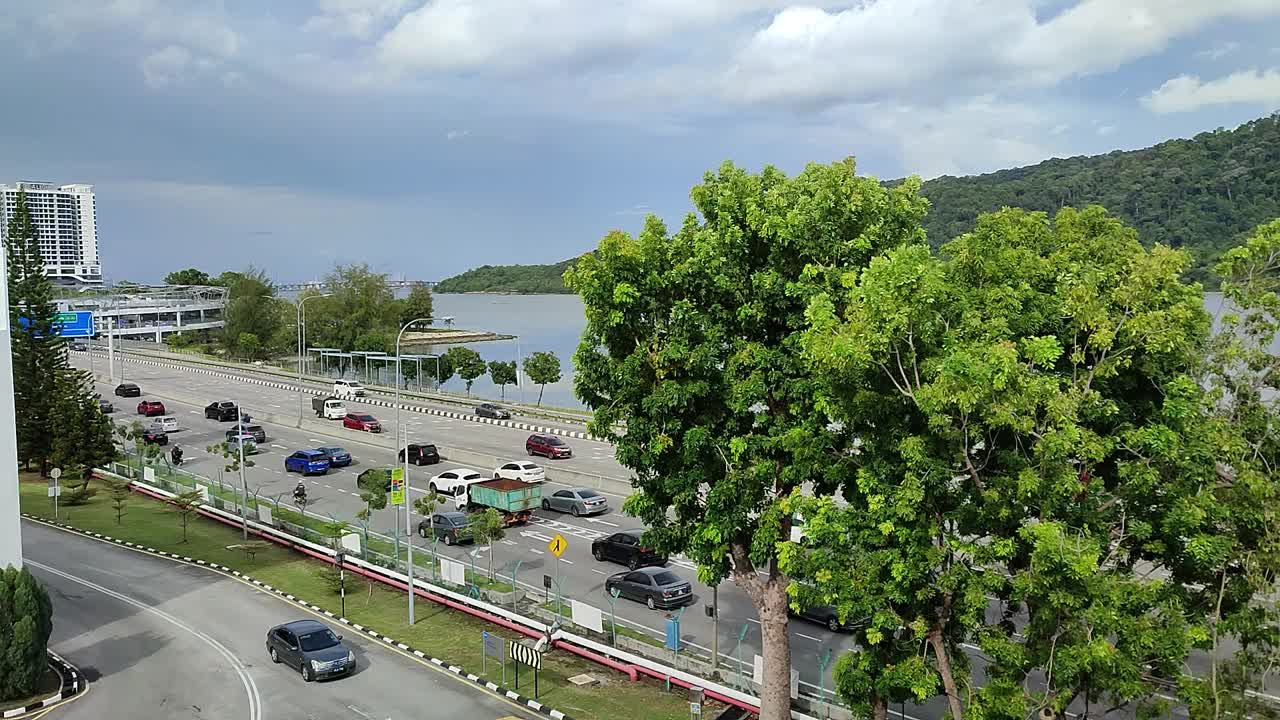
[435,113,1280,293]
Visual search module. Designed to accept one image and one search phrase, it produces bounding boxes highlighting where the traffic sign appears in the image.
[548,533,567,558]
[18,311,94,338]
[509,641,542,669]
[49,468,62,480]
[390,467,405,506]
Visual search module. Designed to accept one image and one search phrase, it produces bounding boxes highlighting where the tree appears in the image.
[163,268,213,285]
[49,369,115,482]
[792,205,1274,720]
[470,508,506,579]
[488,360,517,400]
[103,475,132,525]
[399,283,434,326]
[5,189,69,475]
[522,351,562,406]
[355,468,390,523]
[432,351,456,387]
[413,494,438,540]
[221,267,284,360]
[445,347,486,395]
[235,332,261,359]
[565,158,929,720]
[307,264,400,351]
[168,488,203,543]
[208,440,256,508]
[0,566,54,702]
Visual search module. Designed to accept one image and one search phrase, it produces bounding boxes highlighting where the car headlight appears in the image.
[311,659,324,670]
[347,651,355,663]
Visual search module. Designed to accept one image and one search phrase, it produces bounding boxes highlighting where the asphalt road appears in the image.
[23,519,536,720]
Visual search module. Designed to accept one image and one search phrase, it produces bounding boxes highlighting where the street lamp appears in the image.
[234,400,249,540]
[296,293,332,423]
[397,316,431,625]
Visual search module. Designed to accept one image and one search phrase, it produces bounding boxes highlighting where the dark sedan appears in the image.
[604,567,693,610]
[266,620,355,681]
[591,530,666,570]
[316,446,351,467]
[113,382,141,397]
[142,428,168,445]
[475,403,511,419]
[416,512,472,545]
[398,443,440,466]
[791,603,864,633]
[205,401,239,421]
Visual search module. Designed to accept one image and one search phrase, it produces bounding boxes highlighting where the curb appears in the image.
[1,651,85,719]
[19,513,575,720]
[98,353,600,442]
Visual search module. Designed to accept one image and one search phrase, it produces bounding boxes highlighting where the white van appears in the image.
[151,416,180,433]
[333,379,365,397]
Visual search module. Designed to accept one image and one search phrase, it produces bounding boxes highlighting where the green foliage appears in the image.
[488,360,517,400]
[435,258,578,294]
[305,264,401,351]
[400,283,434,326]
[470,508,506,579]
[567,157,929,720]
[102,475,132,525]
[167,489,204,543]
[163,268,213,285]
[522,351,562,406]
[221,267,285,360]
[355,468,390,522]
[49,369,115,483]
[0,566,54,702]
[445,347,486,395]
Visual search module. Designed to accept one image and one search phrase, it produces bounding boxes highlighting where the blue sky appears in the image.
[3,1,1280,284]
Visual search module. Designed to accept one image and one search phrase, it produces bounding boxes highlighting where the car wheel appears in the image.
[444,533,454,546]
[628,556,640,571]
[301,664,312,682]
[593,548,604,561]
[269,647,280,663]
[418,526,427,539]
[527,447,535,456]
[827,616,841,633]
[541,499,550,511]
[428,483,438,495]
[571,506,580,517]
[646,595,657,610]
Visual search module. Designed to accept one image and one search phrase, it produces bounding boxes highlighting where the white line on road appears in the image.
[560,558,574,565]
[530,549,544,555]
[590,569,606,575]
[346,705,372,720]
[307,439,320,443]
[796,632,821,641]
[271,444,287,450]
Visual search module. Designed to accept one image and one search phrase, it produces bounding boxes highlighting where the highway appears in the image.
[23,519,535,720]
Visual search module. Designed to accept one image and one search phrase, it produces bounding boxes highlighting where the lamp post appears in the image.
[397,316,432,625]
[296,293,331,423]
[234,400,248,540]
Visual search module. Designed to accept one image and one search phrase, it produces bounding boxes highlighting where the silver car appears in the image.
[541,487,609,517]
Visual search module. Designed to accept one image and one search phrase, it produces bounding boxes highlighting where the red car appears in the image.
[343,412,382,433]
[526,433,572,459]
[137,400,166,417]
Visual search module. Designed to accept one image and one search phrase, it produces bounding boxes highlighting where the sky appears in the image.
[3,1,1280,284]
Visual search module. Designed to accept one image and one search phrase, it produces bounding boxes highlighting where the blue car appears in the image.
[285,449,331,476]
[316,446,351,467]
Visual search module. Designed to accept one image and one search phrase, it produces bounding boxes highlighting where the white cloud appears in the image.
[1142,68,1280,113]
[1097,124,1115,135]
[445,129,470,140]
[303,0,412,40]
[37,1,239,58]
[1196,41,1240,60]
[141,45,191,88]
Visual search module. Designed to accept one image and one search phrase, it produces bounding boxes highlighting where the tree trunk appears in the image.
[732,543,793,720]
[871,694,888,720]
[927,624,964,720]
[537,385,545,406]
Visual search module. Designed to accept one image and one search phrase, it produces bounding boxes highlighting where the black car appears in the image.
[225,424,266,444]
[591,530,667,570]
[791,603,863,633]
[97,398,114,414]
[316,446,351,467]
[398,443,440,466]
[604,567,693,610]
[474,403,511,420]
[113,382,141,397]
[266,620,355,682]
[142,428,168,445]
[205,401,240,421]
[417,512,472,545]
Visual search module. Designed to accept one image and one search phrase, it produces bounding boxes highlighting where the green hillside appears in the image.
[436,113,1280,292]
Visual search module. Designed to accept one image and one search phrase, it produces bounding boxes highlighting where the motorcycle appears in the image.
[293,482,307,504]
[170,447,184,467]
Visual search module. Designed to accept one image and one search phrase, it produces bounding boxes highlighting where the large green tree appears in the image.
[522,351,562,406]
[399,283,434,326]
[444,347,486,395]
[0,566,54,702]
[49,369,116,481]
[488,360,517,400]
[221,267,284,359]
[163,268,213,285]
[307,264,400,351]
[566,158,929,719]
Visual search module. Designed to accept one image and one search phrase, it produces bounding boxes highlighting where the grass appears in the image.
[0,668,61,711]
[20,476,713,720]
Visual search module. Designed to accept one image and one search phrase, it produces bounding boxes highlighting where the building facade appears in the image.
[0,181,102,285]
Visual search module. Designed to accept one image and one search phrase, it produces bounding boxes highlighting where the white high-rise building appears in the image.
[0,181,102,285]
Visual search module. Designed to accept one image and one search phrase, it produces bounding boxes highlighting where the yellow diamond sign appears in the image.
[548,533,568,558]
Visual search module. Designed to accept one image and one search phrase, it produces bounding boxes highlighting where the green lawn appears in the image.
[20,477,715,720]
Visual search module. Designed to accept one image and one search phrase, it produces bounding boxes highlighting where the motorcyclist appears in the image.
[170,445,183,466]
[293,480,307,501]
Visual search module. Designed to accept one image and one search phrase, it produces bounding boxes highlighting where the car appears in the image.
[70,341,89,352]
[266,620,355,682]
[416,512,473,545]
[790,602,863,633]
[333,379,365,398]
[137,400,166,417]
[150,416,180,433]
[428,468,485,496]
[591,530,667,570]
[285,450,331,476]
[526,433,572,459]
[113,382,140,397]
[316,446,351,467]
[342,413,382,433]
[97,398,114,414]
[398,443,440,466]
[604,567,693,610]
[226,434,259,455]
[542,487,609,517]
[493,461,544,483]
[225,424,266,444]
[205,401,239,421]
[141,428,168,445]
[475,403,511,420]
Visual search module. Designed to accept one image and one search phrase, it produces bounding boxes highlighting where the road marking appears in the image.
[559,558,574,565]
[346,705,372,719]
[501,540,517,546]
[307,439,320,443]
[796,632,821,641]
[271,444,287,450]
[188,410,199,414]
[530,549,544,555]
[591,569,606,575]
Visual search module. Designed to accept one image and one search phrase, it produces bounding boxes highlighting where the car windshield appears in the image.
[463,473,482,481]
[319,447,342,455]
[579,489,601,499]
[357,415,375,422]
[652,572,682,585]
[297,628,340,651]
[546,437,566,446]
[520,463,539,471]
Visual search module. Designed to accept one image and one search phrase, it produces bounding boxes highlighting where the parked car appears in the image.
[137,400,166,417]
[113,382,141,397]
[493,461,544,483]
[316,446,351,467]
[790,602,862,633]
[475,403,511,419]
[526,433,572,459]
[428,468,485,496]
[542,487,609,517]
[285,450,330,476]
[141,428,168,445]
[604,567,693,610]
[97,398,114,414]
[266,620,355,682]
[591,530,667,570]
[226,434,259,455]
[150,416,180,433]
[333,379,365,398]
[205,401,240,421]
[342,413,382,433]
[416,511,473,545]
[398,443,440,466]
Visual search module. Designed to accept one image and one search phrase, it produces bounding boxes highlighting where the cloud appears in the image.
[614,204,653,216]
[1097,124,1115,135]
[303,0,412,40]
[1196,41,1240,60]
[37,1,239,58]
[445,129,470,141]
[1142,68,1280,112]
[141,45,192,88]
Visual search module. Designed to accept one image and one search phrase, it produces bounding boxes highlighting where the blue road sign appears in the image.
[17,311,94,338]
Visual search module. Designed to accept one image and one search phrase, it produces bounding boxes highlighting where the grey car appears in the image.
[266,620,355,681]
[604,567,694,610]
[417,511,473,545]
[542,487,609,517]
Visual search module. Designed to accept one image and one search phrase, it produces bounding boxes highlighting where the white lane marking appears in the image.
[347,705,372,720]
[590,569,606,575]
[796,632,821,642]
[559,558,574,565]
[307,439,320,443]
[189,410,199,415]
[530,549,544,555]
[271,444,287,450]
[28,560,263,720]
[501,540,517,546]
[337,488,348,494]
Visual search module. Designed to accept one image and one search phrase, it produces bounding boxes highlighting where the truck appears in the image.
[312,395,347,420]
[444,478,542,526]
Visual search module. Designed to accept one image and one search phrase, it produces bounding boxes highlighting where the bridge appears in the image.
[276,279,436,292]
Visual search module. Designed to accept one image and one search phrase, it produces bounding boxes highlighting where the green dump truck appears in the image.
[445,478,542,526]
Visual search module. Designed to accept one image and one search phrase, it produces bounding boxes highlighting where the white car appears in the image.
[493,461,544,484]
[428,468,485,497]
[150,416,180,433]
[333,379,365,397]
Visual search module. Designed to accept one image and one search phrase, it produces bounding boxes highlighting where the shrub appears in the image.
[0,566,54,701]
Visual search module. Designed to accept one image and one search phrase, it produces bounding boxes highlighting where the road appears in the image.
[23,519,535,720]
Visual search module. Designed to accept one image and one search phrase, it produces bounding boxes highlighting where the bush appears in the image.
[0,566,54,701]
